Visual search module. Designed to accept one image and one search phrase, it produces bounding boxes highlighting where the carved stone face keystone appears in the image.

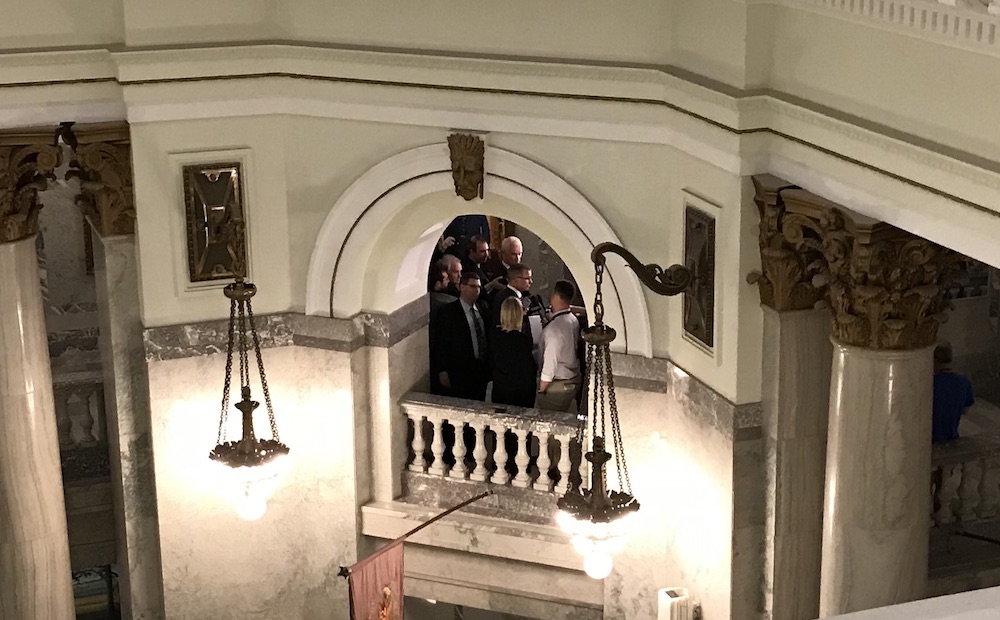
[447,133,485,201]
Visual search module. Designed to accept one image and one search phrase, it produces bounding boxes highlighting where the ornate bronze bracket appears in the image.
[591,242,693,297]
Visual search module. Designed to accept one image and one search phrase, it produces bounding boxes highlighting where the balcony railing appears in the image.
[932,435,1000,526]
[53,370,111,483]
[400,393,585,521]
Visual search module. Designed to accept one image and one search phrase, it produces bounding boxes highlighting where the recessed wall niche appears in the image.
[182,162,248,282]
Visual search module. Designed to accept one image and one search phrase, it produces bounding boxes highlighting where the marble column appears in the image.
[92,225,166,620]
[761,307,831,620]
[0,236,75,619]
[819,342,932,615]
[771,187,953,616]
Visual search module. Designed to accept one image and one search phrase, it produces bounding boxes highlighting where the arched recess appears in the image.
[305,143,652,356]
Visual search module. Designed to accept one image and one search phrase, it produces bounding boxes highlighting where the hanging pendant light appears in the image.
[209,277,290,521]
[557,243,691,579]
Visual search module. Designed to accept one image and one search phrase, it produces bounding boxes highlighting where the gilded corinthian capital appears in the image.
[751,175,826,311]
[781,189,956,351]
[66,135,135,237]
[0,144,62,243]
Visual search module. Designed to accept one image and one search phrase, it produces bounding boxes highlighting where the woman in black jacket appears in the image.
[491,297,538,407]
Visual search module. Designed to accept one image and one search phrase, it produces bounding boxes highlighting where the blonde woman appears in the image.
[490,296,538,407]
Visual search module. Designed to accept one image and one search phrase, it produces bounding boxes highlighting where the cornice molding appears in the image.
[1,42,999,226]
[747,0,1000,57]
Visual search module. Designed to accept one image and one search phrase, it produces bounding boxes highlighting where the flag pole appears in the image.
[339,489,495,578]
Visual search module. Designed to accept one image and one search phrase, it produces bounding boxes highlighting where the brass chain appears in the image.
[247,299,281,442]
[605,349,632,495]
[593,262,605,326]
[216,295,237,444]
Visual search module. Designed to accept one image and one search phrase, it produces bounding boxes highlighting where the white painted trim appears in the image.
[305,144,653,356]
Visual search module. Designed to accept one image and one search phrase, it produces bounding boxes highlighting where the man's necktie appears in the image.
[470,307,487,360]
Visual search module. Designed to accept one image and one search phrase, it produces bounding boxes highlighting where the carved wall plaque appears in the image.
[447,133,484,200]
[683,205,716,349]
[0,144,62,243]
[182,162,248,281]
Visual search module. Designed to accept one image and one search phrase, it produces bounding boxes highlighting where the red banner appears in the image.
[348,539,404,620]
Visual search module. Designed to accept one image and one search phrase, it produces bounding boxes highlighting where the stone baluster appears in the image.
[408,413,427,473]
[533,431,553,492]
[428,416,448,476]
[958,460,984,521]
[556,434,573,493]
[450,421,469,480]
[470,422,489,482]
[512,429,531,488]
[90,385,106,444]
[76,387,98,448]
[934,464,962,525]
[54,387,75,450]
[493,427,510,485]
[980,455,1000,519]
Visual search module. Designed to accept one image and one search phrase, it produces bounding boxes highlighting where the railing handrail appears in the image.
[401,392,581,436]
[932,434,1000,467]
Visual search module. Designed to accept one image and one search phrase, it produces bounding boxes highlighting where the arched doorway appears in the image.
[305,144,652,356]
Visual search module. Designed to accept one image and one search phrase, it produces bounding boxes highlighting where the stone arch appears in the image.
[305,143,652,356]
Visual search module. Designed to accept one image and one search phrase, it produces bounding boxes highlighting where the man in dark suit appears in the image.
[491,262,532,334]
[482,235,523,286]
[431,272,491,401]
[462,234,504,301]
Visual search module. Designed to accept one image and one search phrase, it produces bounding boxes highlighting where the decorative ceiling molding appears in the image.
[747,0,1000,56]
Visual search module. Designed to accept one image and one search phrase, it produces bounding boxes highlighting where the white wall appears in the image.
[147,346,359,619]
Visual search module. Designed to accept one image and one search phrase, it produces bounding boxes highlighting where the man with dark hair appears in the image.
[430,272,491,401]
[537,279,581,412]
[462,235,503,297]
[491,262,532,334]
[932,341,974,443]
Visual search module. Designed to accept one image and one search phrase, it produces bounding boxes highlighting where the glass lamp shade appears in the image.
[211,445,290,521]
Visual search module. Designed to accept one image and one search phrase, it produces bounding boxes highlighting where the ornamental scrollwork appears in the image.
[751,177,826,311]
[0,144,62,243]
[66,141,136,237]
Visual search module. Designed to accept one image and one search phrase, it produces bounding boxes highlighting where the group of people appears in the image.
[427,233,585,412]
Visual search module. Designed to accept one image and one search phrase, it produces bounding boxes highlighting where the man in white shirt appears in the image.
[537,279,581,412]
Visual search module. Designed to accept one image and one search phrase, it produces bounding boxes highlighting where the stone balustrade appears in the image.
[931,435,1000,526]
[401,393,584,502]
[53,371,111,483]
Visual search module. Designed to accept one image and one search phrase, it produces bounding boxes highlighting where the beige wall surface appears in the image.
[131,111,761,401]
[115,0,671,63]
[767,5,1000,162]
[0,0,123,50]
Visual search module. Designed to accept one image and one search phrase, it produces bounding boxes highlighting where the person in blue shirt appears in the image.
[932,342,975,444]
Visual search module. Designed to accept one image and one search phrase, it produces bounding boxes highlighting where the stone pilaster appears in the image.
[751,176,831,620]
[92,224,166,619]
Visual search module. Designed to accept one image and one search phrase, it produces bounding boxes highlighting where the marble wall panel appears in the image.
[147,346,359,619]
[93,230,165,620]
[601,385,736,620]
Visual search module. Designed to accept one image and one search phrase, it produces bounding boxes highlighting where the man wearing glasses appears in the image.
[490,263,533,335]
